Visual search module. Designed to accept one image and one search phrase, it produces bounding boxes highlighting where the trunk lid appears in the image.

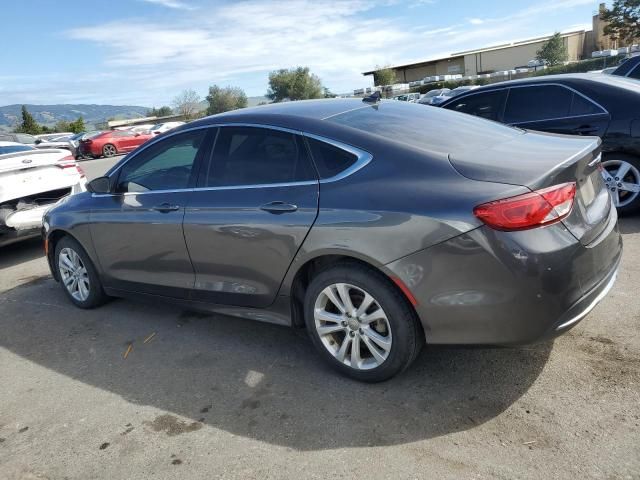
[449,130,610,245]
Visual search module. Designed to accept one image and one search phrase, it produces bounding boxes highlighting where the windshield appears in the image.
[150,124,164,130]
[0,145,36,155]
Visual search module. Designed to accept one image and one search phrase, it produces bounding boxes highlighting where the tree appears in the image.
[601,0,640,45]
[172,89,201,119]
[323,87,337,98]
[205,85,248,115]
[55,120,71,132]
[372,66,396,87]
[69,117,85,134]
[536,33,568,66]
[266,67,324,102]
[148,106,173,117]
[14,106,41,135]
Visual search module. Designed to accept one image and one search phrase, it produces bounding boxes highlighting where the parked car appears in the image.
[44,99,621,382]
[35,132,74,142]
[78,130,154,158]
[35,135,74,150]
[0,142,85,247]
[71,131,104,159]
[610,54,640,80]
[430,86,480,106]
[0,132,37,145]
[150,121,185,135]
[440,74,640,213]
[417,88,450,105]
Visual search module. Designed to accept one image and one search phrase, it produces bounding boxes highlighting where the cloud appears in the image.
[4,0,596,105]
[140,0,195,10]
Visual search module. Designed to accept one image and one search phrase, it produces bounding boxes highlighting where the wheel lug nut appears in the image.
[607,178,612,181]
[349,331,355,337]
[615,177,619,181]
[342,321,347,327]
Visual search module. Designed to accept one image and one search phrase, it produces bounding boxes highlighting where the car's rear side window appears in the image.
[202,126,316,187]
[570,93,604,116]
[306,137,357,179]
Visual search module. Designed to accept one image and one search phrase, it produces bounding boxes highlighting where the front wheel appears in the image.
[55,236,109,309]
[601,153,640,215]
[304,263,424,382]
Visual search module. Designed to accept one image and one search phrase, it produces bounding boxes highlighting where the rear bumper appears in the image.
[386,207,622,345]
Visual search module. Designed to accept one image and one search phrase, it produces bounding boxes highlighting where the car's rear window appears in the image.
[0,145,36,155]
[326,100,522,154]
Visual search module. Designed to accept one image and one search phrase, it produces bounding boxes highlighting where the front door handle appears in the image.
[260,201,298,214]
[152,202,180,213]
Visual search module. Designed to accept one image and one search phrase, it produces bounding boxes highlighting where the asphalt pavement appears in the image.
[0,157,638,479]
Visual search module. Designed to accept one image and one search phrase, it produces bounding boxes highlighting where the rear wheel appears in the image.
[601,153,640,215]
[55,236,109,309]
[102,143,117,158]
[304,263,423,382]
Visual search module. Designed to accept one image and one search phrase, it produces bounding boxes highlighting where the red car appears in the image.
[78,130,154,159]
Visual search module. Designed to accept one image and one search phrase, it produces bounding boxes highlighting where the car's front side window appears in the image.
[201,126,316,188]
[503,85,574,123]
[115,129,207,193]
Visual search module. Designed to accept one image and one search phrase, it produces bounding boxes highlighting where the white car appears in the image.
[149,121,185,135]
[418,89,451,105]
[0,142,85,247]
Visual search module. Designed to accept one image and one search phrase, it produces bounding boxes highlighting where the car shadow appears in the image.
[618,216,640,235]
[0,277,552,451]
[0,237,43,269]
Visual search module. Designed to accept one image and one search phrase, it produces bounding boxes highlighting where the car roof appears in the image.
[457,73,639,91]
[0,141,25,146]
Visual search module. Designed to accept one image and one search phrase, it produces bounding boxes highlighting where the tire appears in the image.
[102,143,117,158]
[601,153,640,216]
[54,236,109,309]
[304,262,424,382]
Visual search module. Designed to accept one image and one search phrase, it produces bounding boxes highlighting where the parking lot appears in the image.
[0,156,638,480]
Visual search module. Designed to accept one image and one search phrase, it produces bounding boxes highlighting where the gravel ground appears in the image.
[0,162,638,479]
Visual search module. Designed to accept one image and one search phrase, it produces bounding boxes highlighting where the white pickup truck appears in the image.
[0,142,86,247]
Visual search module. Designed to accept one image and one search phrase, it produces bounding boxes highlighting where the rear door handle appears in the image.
[259,201,298,214]
[152,202,180,213]
[573,125,599,135]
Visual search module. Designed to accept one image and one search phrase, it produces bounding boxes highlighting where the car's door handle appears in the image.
[573,125,599,135]
[259,201,298,214]
[152,202,180,213]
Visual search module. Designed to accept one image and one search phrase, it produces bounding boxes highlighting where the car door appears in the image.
[89,128,211,298]
[112,131,136,152]
[502,84,610,137]
[183,125,319,308]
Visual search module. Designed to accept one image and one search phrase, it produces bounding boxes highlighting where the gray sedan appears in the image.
[43,99,622,382]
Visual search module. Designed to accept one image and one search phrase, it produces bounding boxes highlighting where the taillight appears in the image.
[473,182,576,231]
[57,155,85,177]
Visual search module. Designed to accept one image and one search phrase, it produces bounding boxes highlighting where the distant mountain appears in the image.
[0,104,151,130]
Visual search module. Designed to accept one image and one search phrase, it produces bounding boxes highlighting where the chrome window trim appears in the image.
[302,132,372,184]
[97,122,373,197]
[625,63,640,78]
[503,82,609,124]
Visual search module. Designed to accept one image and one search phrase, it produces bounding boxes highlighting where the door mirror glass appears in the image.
[87,176,111,194]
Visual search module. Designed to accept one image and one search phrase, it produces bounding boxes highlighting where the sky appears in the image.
[0,0,602,107]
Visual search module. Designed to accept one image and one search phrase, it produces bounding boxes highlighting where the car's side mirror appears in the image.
[87,176,111,194]
[35,139,42,144]
[135,132,141,137]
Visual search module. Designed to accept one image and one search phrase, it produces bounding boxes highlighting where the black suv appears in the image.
[440,74,640,214]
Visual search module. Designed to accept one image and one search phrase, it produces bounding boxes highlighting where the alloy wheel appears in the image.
[601,159,640,208]
[58,247,91,302]
[314,283,392,370]
[103,144,116,157]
